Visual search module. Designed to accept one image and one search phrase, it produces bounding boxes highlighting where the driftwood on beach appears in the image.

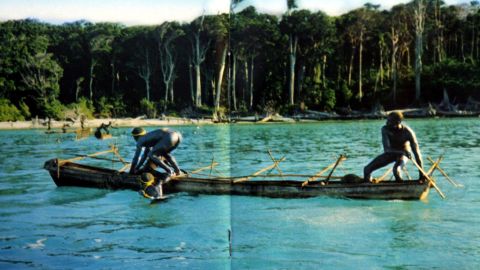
[1,99,480,130]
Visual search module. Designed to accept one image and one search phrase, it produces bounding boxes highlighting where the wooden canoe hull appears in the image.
[43,159,430,200]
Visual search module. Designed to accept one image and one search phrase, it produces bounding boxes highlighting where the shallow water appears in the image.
[0,118,479,269]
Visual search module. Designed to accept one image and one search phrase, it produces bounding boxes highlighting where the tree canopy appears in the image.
[0,1,479,120]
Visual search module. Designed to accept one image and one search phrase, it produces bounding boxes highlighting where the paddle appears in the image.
[408,157,446,199]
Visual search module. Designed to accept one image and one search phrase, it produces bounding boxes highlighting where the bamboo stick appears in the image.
[190,162,220,174]
[112,145,129,165]
[119,163,131,172]
[425,156,443,176]
[325,155,347,183]
[191,172,344,180]
[427,157,461,187]
[409,157,446,199]
[301,162,336,187]
[233,157,286,183]
[64,149,114,163]
[267,149,284,177]
[374,167,393,183]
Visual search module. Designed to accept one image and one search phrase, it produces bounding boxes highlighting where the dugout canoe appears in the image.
[43,158,431,200]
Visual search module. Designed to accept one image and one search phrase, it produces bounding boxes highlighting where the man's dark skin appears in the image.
[130,128,182,176]
[364,112,423,182]
[94,122,112,138]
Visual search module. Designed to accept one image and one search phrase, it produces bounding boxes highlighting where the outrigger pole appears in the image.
[409,157,446,199]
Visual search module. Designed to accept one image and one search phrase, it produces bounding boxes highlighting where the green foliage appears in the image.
[1,5,480,116]
[0,99,25,121]
[140,98,157,118]
[18,100,31,119]
[423,59,480,101]
[43,99,65,119]
[96,96,114,118]
[322,87,336,111]
[339,81,353,106]
[110,97,127,118]
[65,97,94,119]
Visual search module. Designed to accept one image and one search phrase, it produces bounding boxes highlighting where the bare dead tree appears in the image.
[414,0,426,102]
[189,15,210,107]
[138,48,152,101]
[158,23,181,104]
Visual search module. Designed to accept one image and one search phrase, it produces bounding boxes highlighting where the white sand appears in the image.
[0,117,213,130]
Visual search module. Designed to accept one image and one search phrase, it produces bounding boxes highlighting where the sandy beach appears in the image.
[0,116,213,130]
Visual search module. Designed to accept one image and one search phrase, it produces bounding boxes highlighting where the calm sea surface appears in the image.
[0,118,479,269]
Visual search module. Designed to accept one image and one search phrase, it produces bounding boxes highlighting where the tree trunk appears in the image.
[169,79,174,103]
[314,63,321,84]
[188,61,194,105]
[227,54,231,111]
[111,61,115,95]
[139,49,152,101]
[322,55,327,89]
[414,0,426,102]
[243,60,248,105]
[288,35,298,105]
[232,55,237,110]
[348,46,355,86]
[195,64,202,107]
[296,64,305,99]
[358,30,364,100]
[471,19,475,61]
[391,27,399,106]
[215,45,227,110]
[249,56,254,109]
[89,60,96,101]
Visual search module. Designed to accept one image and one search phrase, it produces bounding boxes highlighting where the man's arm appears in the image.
[129,146,143,174]
[407,127,423,178]
[136,147,150,170]
[408,129,423,167]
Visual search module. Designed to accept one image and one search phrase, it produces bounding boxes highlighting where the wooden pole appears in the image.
[111,145,129,165]
[427,157,461,187]
[64,148,115,163]
[374,167,393,183]
[325,155,347,183]
[301,162,337,187]
[119,164,131,172]
[409,157,446,199]
[425,156,443,176]
[233,157,286,183]
[267,150,284,177]
[209,156,215,176]
[190,162,220,174]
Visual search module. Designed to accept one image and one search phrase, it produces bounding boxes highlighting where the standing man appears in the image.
[130,127,182,176]
[364,111,423,182]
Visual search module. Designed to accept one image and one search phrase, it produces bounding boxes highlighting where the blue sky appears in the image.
[0,0,471,26]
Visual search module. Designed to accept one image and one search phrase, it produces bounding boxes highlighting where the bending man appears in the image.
[130,127,182,176]
[364,111,423,182]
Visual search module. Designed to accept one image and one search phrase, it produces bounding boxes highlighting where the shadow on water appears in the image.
[47,187,111,206]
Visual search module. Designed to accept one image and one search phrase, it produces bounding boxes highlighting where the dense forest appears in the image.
[1,0,479,121]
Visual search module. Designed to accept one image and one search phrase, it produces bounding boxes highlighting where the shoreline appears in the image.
[0,112,478,130]
[0,117,213,130]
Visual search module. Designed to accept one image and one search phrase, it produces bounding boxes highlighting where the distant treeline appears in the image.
[1,0,479,121]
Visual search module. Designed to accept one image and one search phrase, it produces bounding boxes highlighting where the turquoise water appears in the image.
[0,118,479,269]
